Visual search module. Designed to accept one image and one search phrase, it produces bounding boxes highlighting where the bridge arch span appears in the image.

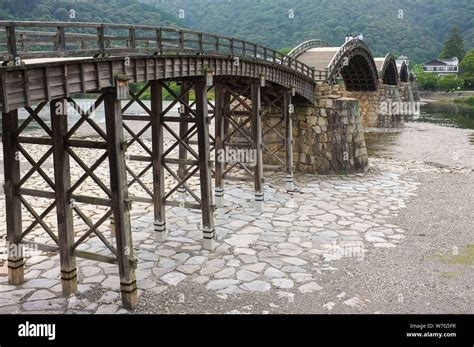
[287,39,333,59]
[374,53,399,85]
[398,61,409,82]
[295,39,378,91]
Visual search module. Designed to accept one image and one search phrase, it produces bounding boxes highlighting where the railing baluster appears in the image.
[20,33,26,52]
[156,28,162,52]
[56,26,66,52]
[215,36,219,53]
[5,22,17,59]
[129,28,136,49]
[178,30,184,51]
[97,24,105,53]
[198,32,203,53]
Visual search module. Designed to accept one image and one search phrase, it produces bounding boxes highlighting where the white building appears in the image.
[396,55,409,67]
[423,57,459,75]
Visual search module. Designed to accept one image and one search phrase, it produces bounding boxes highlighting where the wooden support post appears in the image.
[214,81,224,208]
[103,87,137,310]
[195,78,216,250]
[178,81,189,203]
[252,81,264,212]
[284,91,294,191]
[150,80,167,242]
[2,110,24,285]
[51,99,77,295]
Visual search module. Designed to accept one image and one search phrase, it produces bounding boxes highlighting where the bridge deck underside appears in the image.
[0,55,314,113]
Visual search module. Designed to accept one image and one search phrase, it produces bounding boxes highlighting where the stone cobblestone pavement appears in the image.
[2,140,468,314]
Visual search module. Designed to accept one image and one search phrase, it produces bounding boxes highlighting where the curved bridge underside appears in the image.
[374,53,399,85]
[0,54,315,112]
[398,61,409,82]
[295,39,378,91]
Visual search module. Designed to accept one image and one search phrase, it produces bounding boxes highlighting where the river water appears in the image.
[4,99,474,168]
[8,98,474,130]
[365,101,474,170]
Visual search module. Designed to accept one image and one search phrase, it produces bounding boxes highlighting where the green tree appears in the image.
[415,71,440,91]
[460,49,474,80]
[460,49,474,89]
[439,25,465,60]
[438,75,464,92]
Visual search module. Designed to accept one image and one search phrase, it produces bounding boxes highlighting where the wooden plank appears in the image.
[63,65,69,97]
[23,70,31,106]
[103,86,137,310]
[51,99,77,294]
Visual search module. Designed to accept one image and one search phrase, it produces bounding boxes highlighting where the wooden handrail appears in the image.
[0,20,315,82]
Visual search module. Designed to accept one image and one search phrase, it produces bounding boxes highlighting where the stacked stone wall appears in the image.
[262,83,368,174]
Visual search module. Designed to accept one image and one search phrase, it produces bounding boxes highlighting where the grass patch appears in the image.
[440,271,458,279]
[453,95,474,106]
[438,244,474,265]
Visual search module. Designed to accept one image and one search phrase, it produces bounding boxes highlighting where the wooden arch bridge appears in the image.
[289,38,405,89]
[0,21,401,309]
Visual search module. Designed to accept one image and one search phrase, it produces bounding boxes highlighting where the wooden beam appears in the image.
[252,81,264,211]
[51,99,77,295]
[178,81,190,203]
[195,78,215,250]
[103,86,137,310]
[2,110,24,285]
[214,81,225,208]
[284,91,294,191]
[150,80,167,242]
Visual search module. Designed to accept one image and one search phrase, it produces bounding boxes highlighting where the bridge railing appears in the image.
[0,21,315,81]
[286,39,333,59]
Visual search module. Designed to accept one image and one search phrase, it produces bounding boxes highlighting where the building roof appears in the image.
[423,57,458,66]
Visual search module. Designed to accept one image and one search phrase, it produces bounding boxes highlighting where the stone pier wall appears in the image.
[262,80,420,174]
[262,85,368,174]
[294,96,368,173]
[330,81,421,127]
[331,83,406,128]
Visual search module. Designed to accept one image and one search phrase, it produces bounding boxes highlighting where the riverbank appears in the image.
[419,90,474,103]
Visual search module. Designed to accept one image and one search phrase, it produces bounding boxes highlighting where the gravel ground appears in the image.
[135,123,474,314]
[135,170,473,314]
[1,121,472,314]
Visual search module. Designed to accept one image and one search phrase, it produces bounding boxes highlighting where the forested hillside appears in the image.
[1,0,473,65]
[146,0,474,64]
[0,0,179,27]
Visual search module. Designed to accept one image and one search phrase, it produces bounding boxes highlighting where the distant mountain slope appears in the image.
[0,0,179,27]
[145,0,474,64]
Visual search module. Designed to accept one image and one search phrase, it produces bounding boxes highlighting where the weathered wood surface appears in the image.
[0,21,316,112]
[0,54,314,112]
[0,21,314,77]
